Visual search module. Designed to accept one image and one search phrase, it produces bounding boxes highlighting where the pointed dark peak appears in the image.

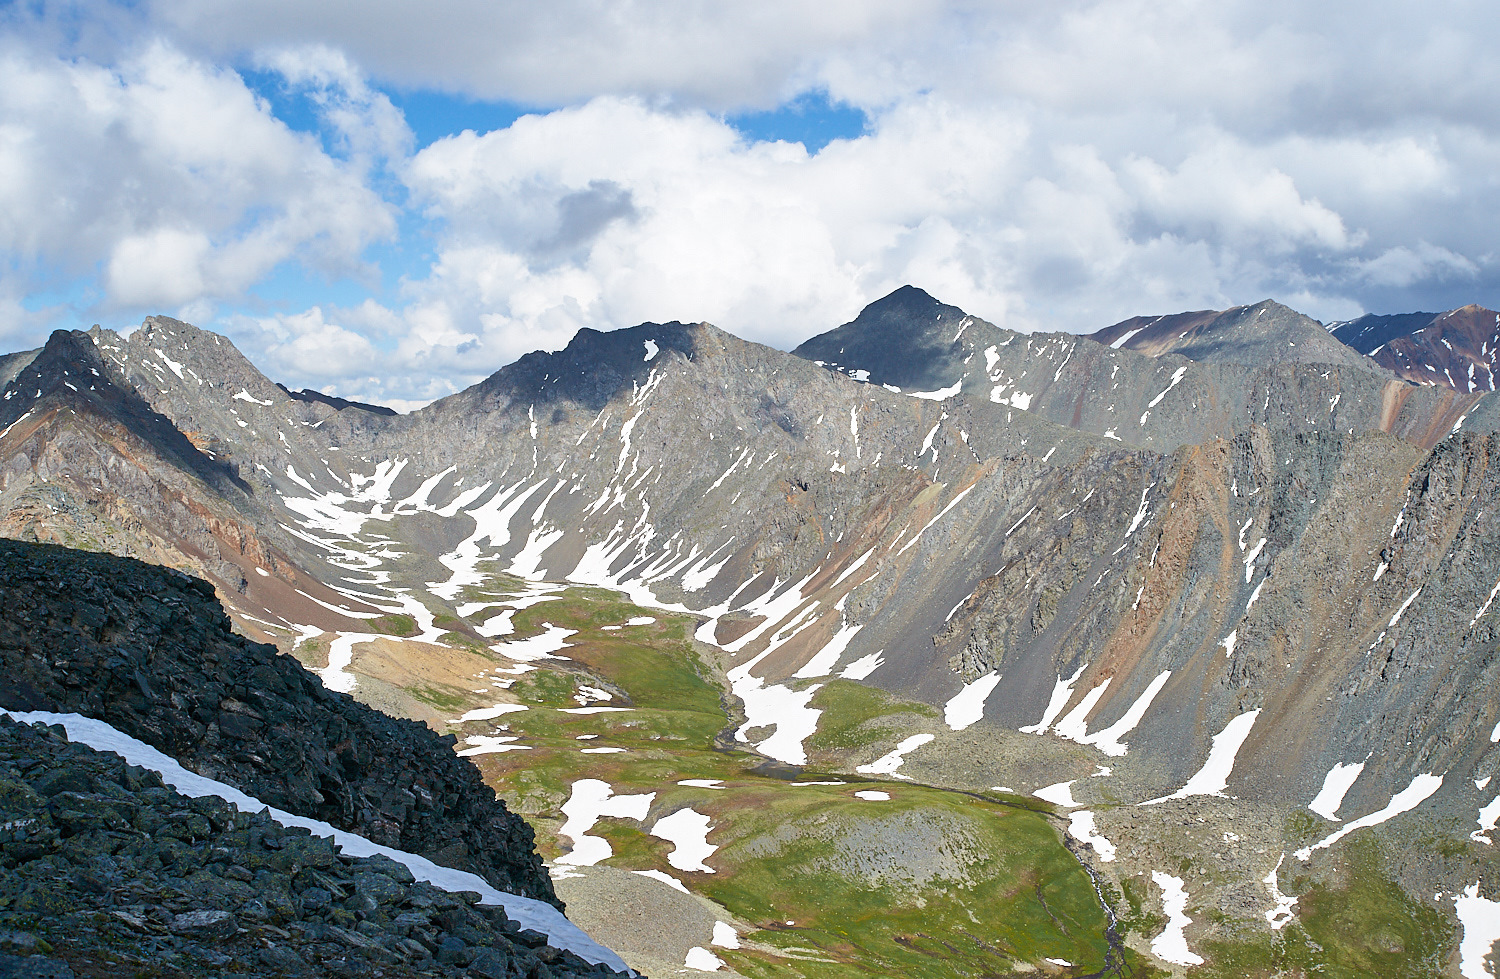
[429,320,704,417]
[792,286,986,392]
[0,329,248,494]
[860,284,944,316]
[3,329,113,423]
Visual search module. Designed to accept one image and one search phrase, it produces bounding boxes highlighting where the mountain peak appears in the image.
[1091,301,1377,371]
[862,284,943,315]
[1330,303,1500,392]
[791,287,982,393]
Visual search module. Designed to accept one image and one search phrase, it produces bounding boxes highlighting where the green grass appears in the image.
[443,581,1146,978]
[406,684,471,711]
[697,780,1142,978]
[371,613,418,637]
[806,680,937,752]
[1189,837,1452,979]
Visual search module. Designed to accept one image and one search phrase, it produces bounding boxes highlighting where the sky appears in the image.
[1,1,1497,410]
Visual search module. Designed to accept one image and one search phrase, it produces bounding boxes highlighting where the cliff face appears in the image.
[0,539,558,909]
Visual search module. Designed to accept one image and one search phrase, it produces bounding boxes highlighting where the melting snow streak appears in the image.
[1144,710,1260,804]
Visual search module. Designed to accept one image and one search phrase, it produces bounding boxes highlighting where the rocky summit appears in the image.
[1,288,1499,977]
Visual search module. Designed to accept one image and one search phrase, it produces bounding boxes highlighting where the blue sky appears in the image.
[1,1,1497,408]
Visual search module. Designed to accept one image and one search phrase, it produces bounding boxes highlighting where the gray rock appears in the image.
[256,944,309,975]
[0,954,74,979]
[169,909,238,940]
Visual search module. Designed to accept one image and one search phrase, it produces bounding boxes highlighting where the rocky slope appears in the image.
[4,288,1500,973]
[0,539,557,909]
[0,713,626,979]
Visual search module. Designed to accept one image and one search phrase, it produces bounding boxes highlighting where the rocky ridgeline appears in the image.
[0,540,556,909]
[0,715,627,979]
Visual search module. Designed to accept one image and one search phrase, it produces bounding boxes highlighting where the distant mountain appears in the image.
[1329,303,1500,393]
[277,383,399,415]
[793,288,1488,452]
[1087,300,1376,370]
[791,285,977,395]
[5,290,1500,975]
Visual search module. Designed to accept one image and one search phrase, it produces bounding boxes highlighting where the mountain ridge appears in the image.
[3,287,1499,976]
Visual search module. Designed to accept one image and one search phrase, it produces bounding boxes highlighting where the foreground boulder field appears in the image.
[0,539,557,908]
[1,287,1499,976]
[0,714,629,979]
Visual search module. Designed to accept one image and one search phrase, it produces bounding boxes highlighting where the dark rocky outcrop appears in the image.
[792,285,972,393]
[0,540,558,910]
[0,714,627,978]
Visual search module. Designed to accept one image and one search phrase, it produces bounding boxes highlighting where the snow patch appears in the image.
[1033,781,1079,808]
[1080,671,1171,757]
[1020,664,1087,735]
[944,671,1001,731]
[1308,761,1365,820]
[1295,773,1444,860]
[1147,366,1189,408]
[453,704,529,723]
[1264,854,1297,930]
[792,622,863,679]
[1144,710,1260,804]
[839,651,885,680]
[649,808,717,873]
[556,779,655,868]
[908,379,963,400]
[1068,810,1116,861]
[1150,873,1203,966]
[1454,884,1500,979]
[684,947,724,971]
[856,733,934,776]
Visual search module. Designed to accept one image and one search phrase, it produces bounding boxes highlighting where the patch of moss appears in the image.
[1117,875,1167,940]
[407,684,470,711]
[807,680,938,752]
[439,631,485,652]
[1190,836,1452,979]
[371,613,418,637]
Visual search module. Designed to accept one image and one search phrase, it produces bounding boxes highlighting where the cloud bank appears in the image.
[1,1,1497,406]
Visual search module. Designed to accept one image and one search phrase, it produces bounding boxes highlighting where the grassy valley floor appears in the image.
[277,566,1486,979]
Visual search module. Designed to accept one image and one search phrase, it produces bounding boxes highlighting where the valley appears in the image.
[3,288,1500,976]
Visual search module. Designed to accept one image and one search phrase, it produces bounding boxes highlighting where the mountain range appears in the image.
[2,287,1499,978]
